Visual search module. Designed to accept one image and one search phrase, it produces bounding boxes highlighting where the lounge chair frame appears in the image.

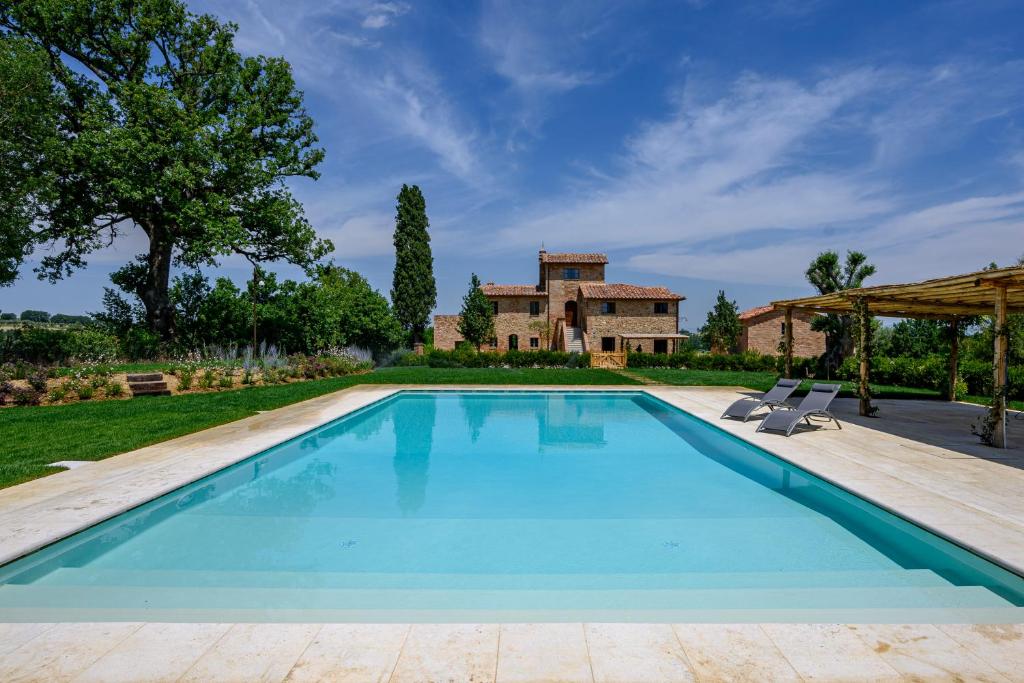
[720,378,800,422]
[755,383,843,437]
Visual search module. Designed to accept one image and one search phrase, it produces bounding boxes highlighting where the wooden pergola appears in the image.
[772,266,1024,448]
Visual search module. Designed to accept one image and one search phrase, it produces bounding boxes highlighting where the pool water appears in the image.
[2,391,1023,622]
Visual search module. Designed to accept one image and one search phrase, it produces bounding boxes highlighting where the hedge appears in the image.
[0,326,121,364]
[627,350,818,376]
[397,348,590,368]
[838,354,1023,400]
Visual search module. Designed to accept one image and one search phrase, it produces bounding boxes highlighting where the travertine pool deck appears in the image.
[1,384,1023,681]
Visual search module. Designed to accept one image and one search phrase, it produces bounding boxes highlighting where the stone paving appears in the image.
[1,385,1023,681]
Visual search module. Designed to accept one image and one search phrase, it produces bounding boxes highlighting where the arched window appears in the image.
[508,334,519,350]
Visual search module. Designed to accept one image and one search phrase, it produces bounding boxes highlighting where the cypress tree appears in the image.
[458,274,495,351]
[391,184,437,345]
[700,290,742,354]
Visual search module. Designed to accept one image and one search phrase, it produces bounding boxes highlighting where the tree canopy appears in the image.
[391,184,436,345]
[805,250,876,364]
[0,0,331,337]
[94,265,403,356]
[700,290,742,354]
[457,274,494,351]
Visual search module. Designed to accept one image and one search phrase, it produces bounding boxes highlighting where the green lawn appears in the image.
[0,367,636,489]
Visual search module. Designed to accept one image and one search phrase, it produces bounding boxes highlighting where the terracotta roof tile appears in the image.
[738,305,775,320]
[578,283,685,300]
[480,284,546,297]
[539,252,609,264]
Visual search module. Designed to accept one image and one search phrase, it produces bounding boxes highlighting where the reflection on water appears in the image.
[538,394,606,449]
[460,393,490,443]
[392,394,436,514]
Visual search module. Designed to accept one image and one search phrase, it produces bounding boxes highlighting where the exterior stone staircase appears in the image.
[566,327,585,353]
[126,372,171,397]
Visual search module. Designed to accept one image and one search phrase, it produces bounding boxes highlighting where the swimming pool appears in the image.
[1,390,1023,622]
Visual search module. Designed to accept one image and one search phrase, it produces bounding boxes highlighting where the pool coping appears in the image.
[1,383,1023,580]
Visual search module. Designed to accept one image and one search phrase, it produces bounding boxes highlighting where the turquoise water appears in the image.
[2,390,1023,622]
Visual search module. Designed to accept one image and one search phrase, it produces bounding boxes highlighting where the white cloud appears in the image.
[479,0,603,93]
[361,1,410,29]
[494,70,889,252]
[197,0,484,186]
[319,214,395,259]
[490,63,1021,291]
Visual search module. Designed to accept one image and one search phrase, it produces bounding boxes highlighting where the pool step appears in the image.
[0,583,1016,612]
[34,567,960,591]
[126,374,171,397]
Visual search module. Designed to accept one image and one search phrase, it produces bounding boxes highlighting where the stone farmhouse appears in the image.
[434,250,687,353]
[738,305,825,357]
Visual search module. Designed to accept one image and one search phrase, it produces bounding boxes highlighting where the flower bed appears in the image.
[0,349,373,408]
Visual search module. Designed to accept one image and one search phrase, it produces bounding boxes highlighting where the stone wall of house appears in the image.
[544,263,605,326]
[491,296,549,351]
[581,298,679,351]
[432,299,551,351]
[433,315,464,350]
[740,309,825,357]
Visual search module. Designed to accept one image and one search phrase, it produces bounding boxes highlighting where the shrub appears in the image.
[121,327,162,361]
[61,328,120,363]
[218,375,233,389]
[77,385,94,400]
[105,382,124,398]
[177,369,194,391]
[48,384,69,402]
[12,387,42,406]
[0,380,14,405]
[26,369,49,392]
[199,369,216,389]
[89,375,109,390]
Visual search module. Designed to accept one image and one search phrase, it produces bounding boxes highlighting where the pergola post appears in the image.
[993,285,1009,448]
[947,317,959,402]
[784,307,794,379]
[857,298,873,417]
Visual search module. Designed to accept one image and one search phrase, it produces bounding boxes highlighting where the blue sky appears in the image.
[3,0,1024,328]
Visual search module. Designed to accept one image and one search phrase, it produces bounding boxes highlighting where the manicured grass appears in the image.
[629,368,1019,405]
[0,367,636,489]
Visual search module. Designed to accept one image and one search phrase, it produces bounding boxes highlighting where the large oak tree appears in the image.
[0,0,331,338]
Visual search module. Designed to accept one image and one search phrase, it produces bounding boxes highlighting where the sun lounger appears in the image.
[721,378,801,422]
[756,383,842,436]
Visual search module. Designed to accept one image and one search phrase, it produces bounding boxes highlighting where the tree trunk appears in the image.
[141,227,175,340]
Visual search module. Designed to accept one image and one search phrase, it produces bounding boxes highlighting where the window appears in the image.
[781,322,787,334]
[601,336,616,352]
[529,337,539,348]
[654,302,669,314]
[492,301,499,315]
[563,267,580,280]
[601,301,616,314]
[508,334,518,350]
[653,339,668,354]
[529,301,540,316]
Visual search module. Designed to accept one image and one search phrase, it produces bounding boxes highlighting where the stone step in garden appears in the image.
[127,376,171,397]
[125,373,163,383]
